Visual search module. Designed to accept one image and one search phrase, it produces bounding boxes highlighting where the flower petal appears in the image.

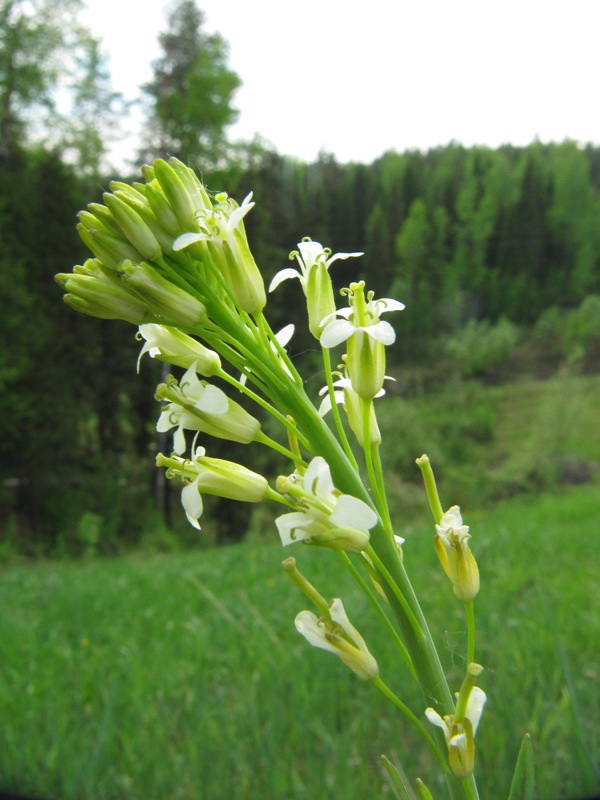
[181,477,203,529]
[375,298,406,314]
[294,611,339,655]
[465,687,487,733]
[268,268,302,292]
[326,251,363,267]
[364,320,396,345]
[275,512,314,545]
[320,318,356,348]
[194,384,229,414]
[172,232,205,251]
[173,424,187,455]
[425,708,451,742]
[275,323,295,347]
[330,495,378,530]
[304,457,334,500]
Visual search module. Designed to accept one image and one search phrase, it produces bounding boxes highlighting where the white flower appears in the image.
[156,364,228,454]
[320,293,405,349]
[157,447,269,530]
[268,239,362,292]
[172,191,255,252]
[295,598,379,680]
[275,456,377,552]
[317,374,392,416]
[425,687,487,778]
[136,323,220,374]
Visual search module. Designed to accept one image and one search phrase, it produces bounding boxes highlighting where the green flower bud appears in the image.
[77,223,144,272]
[153,158,198,230]
[103,193,162,261]
[57,273,150,325]
[120,261,207,327]
[434,506,480,602]
[144,180,181,236]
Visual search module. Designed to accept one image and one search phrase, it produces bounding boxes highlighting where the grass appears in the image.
[1,482,599,800]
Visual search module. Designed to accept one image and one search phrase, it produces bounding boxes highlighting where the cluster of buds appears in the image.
[56,157,267,329]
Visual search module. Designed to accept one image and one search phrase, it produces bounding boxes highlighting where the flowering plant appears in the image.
[56,158,533,799]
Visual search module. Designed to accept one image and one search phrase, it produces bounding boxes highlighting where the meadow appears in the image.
[1,479,599,800]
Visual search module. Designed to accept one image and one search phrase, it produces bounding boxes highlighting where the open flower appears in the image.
[156,364,261,452]
[173,192,266,313]
[295,597,379,680]
[320,282,404,399]
[425,686,486,777]
[269,239,362,292]
[275,456,377,553]
[156,447,269,529]
[269,239,363,338]
[435,506,480,602]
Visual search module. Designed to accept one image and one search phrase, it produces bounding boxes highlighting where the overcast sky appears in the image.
[83,0,600,169]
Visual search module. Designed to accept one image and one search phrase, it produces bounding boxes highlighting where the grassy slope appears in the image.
[1,481,599,800]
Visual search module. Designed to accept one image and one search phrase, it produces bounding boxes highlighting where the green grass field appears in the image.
[1,481,599,800]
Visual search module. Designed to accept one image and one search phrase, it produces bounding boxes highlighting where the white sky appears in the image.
[83,0,600,170]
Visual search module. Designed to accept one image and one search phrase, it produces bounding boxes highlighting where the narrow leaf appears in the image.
[380,755,416,800]
[507,733,535,800]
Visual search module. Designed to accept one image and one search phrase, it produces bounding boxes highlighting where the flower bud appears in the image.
[434,506,480,602]
[153,158,198,230]
[56,271,150,325]
[120,261,208,327]
[103,193,162,261]
[137,324,221,374]
[304,259,336,338]
[77,224,144,272]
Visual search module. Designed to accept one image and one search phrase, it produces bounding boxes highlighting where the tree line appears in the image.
[1,0,599,553]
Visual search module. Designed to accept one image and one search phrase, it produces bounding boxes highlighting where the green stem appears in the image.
[322,349,359,469]
[416,454,444,524]
[336,551,415,678]
[464,601,476,665]
[215,368,312,452]
[372,676,447,770]
[255,431,306,468]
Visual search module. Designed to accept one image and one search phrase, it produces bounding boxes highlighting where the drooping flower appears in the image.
[295,597,379,680]
[156,447,269,529]
[275,456,377,553]
[269,239,363,338]
[320,281,405,399]
[434,506,480,602]
[425,685,486,777]
[155,363,261,452]
[137,323,221,374]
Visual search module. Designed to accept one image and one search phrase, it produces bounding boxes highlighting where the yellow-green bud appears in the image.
[77,224,144,271]
[120,261,207,327]
[305,261,336,339]
[57,273,150,325]
[103,193,162,261]
[434,506,480,602]
[153,158,198,230]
